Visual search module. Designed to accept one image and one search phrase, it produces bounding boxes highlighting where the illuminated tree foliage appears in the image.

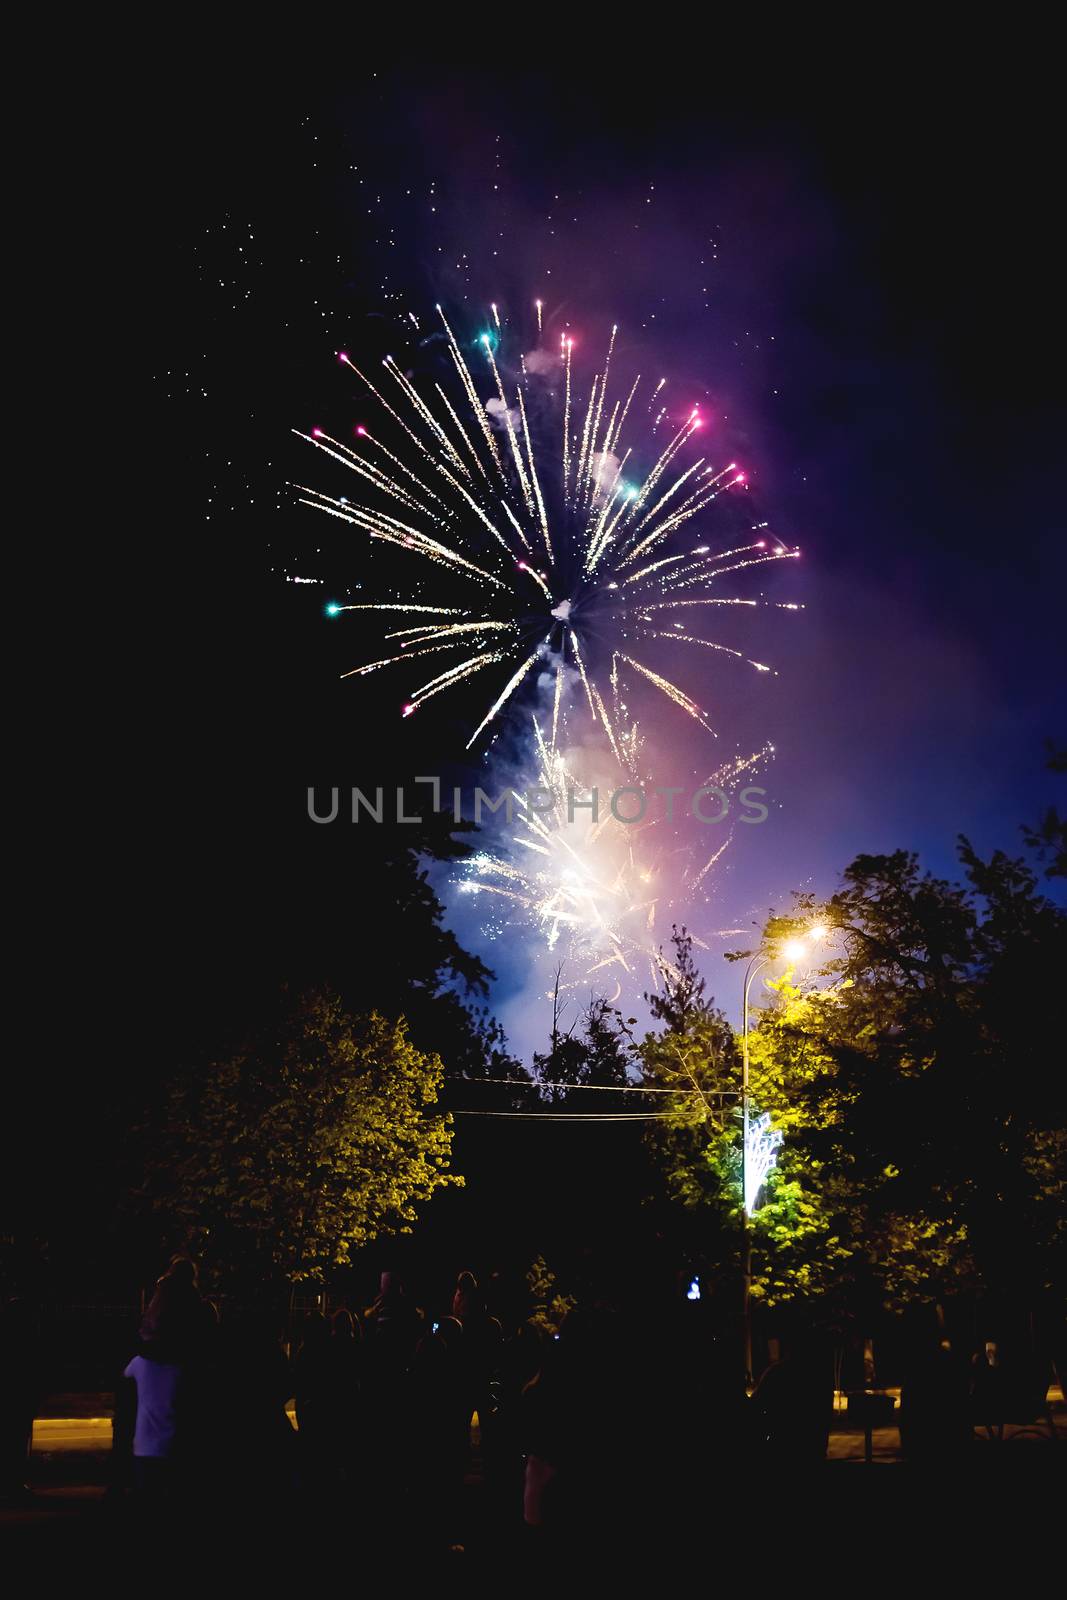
[526,1253,578,1335]
[749,845,1067,1310]
[641,846,1067,1316]
[144,992,461,1284]
[637,931,850,1305]
[742,975,977,1311]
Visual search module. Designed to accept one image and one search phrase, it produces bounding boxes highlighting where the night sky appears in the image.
[33,66,1066,1134]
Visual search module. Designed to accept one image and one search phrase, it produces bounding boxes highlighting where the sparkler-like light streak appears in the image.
[464,643,549,751]
[299,302,799,752]
[691,838,732,892]
[615,652,717,736]
[743,1110,783,1215]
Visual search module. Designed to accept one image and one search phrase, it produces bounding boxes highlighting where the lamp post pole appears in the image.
[741,952,769,1389]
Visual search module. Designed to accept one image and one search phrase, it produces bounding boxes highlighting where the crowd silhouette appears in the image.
[108,1255,790,1551]
[2,1255,1058,1559]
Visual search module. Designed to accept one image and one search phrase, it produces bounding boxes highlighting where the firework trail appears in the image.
[296,301,800,758]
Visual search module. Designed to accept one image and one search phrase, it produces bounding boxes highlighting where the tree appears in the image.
[531,966,593,1097]
[638,929,742,1237]
[640,849,1066,1322]
[142,991,461,1286]
[531,974,635,1099]
[582,996,633,1088]
[743,844,1066,1312]
[1022,740,1067,879]
[741,970,969,1314]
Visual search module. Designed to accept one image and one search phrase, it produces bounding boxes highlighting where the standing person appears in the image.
[900,1334,971,1459]
[520,1309,636,1549]
[218,1312,296,1514]
[140,1256,214,1353]
[410,1317,470,1553]
[751,1322,833,1467]
[486,1313,543,1525]
[123,1343,184,1504]
[451,1270,481,1323]
[450,1270,501,1455]
[363,1271,423,1513]
[365,1270,423,1357]
[124,1255,215,1507]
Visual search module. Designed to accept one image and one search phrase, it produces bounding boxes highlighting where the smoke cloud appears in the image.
[524,347,561,377]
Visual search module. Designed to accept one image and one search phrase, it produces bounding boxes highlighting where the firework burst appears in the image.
[456,713,775,989]
[296,302,800,760]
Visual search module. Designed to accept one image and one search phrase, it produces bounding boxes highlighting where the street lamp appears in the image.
[740,922,827,1386]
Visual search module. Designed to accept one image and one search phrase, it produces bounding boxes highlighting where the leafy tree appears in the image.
[531,970,634,1099]
[744,845,1066,1311]
[640,850,1066,1321]
[742,971,975,1313]
[142,990,461,1286]
[638,929,742,1224]
[582,996,633,1088]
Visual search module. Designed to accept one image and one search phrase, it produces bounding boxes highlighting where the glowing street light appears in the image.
[741,924,827,1208]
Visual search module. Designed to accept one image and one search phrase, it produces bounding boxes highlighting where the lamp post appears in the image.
[740,925,827,1388]
[740,949,771,1388]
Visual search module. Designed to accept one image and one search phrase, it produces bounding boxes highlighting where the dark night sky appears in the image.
[20,62,1066,1176]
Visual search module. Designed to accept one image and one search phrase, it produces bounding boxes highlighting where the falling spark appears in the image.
[464,643,549,750]
[692,837,732,890]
